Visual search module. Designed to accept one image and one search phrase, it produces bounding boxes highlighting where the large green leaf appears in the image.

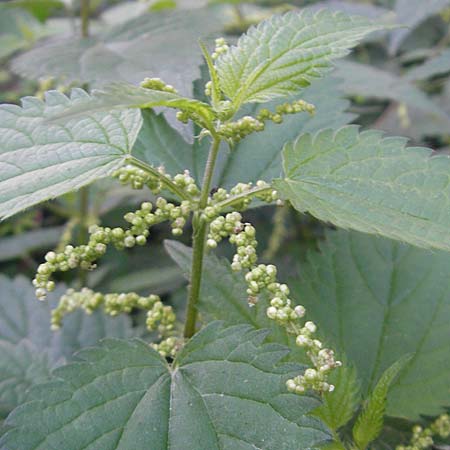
[215,9,383,109]
[335,60,450,123]
[1,323,330,450]
[11,8,224,95]
[291,229,450,419]
[0,275,134,418]
[274,125,450,252]
[218,77,354,188]
[389,0,450,54]
[0,89,142,220]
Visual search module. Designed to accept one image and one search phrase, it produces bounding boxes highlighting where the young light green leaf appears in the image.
[352,355,412,450]
[215,9,384,109]
[218,77,354,188]
[274,125,450,252]
[1,323,330,450]
[0,89,142,220]
[53,82,215,129]
[313,364,361,432]
[291,230,450,420]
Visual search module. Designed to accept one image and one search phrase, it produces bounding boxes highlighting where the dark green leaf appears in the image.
[1,323,330,449]
[291,229,450,419]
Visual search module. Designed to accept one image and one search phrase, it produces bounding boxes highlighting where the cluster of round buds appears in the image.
[50,288,175,336]
[218,116,265,144]
[207,211,341,394]
[112,164,154,190]
[397,414,450,450]
[140,77,178,94]
[211,37,229,60]
[152,336,182,358]
[33,199,192,300]
[257,99,316,124]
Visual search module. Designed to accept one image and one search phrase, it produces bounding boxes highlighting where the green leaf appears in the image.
[1,323,330,450]
[313,364,361,432]
[405,49,450,81]
[0,275,134,362]
[389,0,450,54]
[291,229,450,419]
[335,60,450,123]
[215,9,383,109]
[5,0,63,22]
[11,8,225,95]
[0,340,51,418]
[0,275,134,418]
[218,77,355,188]
[132,109,194,176]
[0,89,142,220]
[274,125,450,252]
[352,356,412,450]
[54,82,215,129]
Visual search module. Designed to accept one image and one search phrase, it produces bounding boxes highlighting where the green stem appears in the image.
[214,185,272,211]
[80,0,90,38]
[78,186,89,286]
[183,137,221,338]
[128,157,192,201]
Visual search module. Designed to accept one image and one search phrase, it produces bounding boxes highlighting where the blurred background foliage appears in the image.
[1,0,450,445]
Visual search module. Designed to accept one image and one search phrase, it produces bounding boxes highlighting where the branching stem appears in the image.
[215,185,272,210]
[184,137,221,338]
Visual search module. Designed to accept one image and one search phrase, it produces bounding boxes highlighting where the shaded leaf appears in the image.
[275,126,450,252]
[1,323,330,450]
[406,49,450,81]
[215,9,384,109]
[0,89,142,220]
[389,0,450,54]
[335,60,450,123]
[291,229,450,419]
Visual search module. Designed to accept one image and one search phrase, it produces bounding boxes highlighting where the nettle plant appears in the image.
[1,8,450,450]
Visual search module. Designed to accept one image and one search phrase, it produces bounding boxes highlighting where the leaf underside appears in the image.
[215,9,384,107]
[1,322,330,450]
[275,125,450,252]
[0,89,142,220]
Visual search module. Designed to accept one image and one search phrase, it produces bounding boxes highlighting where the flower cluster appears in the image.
[152,336,182,358]
[112,165,200,199]
[205,210,341,394]
[33,197,192,300]
[218,116,265,143]
[140,77,178,94]
[211,37,229,60]
[257,99,315,124]
[396,414,450,450]
[51,288,176,336]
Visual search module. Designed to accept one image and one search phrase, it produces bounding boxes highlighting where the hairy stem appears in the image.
[80,0,90,38]
[215,185,272,210]
[184,137,221,338]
